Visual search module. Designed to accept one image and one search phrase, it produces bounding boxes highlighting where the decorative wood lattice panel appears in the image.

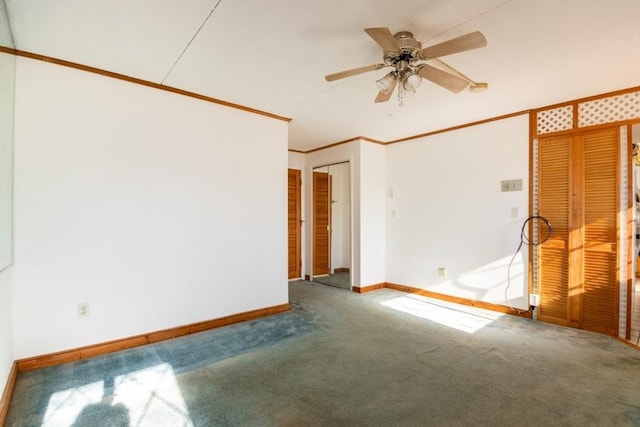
[536,105,574,135]
[618,125,628,337]
[578,91,640,127]
[532,139,539,293]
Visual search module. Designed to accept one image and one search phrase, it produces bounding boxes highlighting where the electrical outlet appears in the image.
[438,267,447,277]
[78,302,90,318]
[529,294,540,307]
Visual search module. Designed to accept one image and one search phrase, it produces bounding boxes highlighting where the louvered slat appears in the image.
[313,172,330,275]
[582,128,618,334]
[583,252,617,329]
[288,169,301,279]
[538,136,571,324]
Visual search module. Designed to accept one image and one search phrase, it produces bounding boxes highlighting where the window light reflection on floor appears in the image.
[43,380,104,426]
[43,363,194,427]
[380,293,504,334]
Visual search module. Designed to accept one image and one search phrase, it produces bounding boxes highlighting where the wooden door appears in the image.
[313,171,331,276]
[581,128,618,334]
[536,127,619,335]
[288,169,301,279]
[537,134,572,325]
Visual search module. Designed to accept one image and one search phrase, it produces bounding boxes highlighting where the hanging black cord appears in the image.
[505,216,553,313]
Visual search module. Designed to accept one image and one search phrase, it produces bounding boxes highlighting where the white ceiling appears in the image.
[4,0,640,151]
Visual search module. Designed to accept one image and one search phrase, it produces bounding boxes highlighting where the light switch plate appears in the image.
[501,179,523,192]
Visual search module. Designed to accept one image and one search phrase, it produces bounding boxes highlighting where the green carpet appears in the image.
[6,281,640,426]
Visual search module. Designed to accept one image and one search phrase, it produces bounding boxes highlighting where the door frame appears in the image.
[309,161,352,288]
[529,86,640,339]
[288,168,302,279]
[312,170,331,276]
[534,128,620,335]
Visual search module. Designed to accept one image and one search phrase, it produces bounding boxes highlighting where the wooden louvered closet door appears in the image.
[538,135,571,326]
[313,172,331,276]
[288,169,301,279]
[537,127,619,335]
[581,129,618,334]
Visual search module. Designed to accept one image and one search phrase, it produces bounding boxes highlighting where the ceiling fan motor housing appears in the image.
[395,32,421,55]
[383,31,422,66]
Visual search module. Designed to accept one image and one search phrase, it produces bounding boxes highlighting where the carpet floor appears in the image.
[6,281,640,426]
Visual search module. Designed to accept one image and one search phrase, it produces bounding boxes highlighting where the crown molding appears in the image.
[0,46,291,123]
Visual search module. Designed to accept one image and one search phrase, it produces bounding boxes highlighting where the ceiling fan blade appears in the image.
[419,31,487,59]
[364,27,401,53]
[418,64,469,93]
[325,64,384,82]
[374,78,398,103]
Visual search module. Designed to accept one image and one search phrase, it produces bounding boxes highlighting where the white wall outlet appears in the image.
[511,207,519,218]
[77,302,90,318]
[438,267,447,277]
[529,294,540,306]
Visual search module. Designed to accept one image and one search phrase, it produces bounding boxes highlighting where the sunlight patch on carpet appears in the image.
[380,293,504,333]
[43,380,104,426]
[43,363,194,427]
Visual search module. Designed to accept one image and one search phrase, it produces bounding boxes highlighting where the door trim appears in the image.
[288,169,302,279]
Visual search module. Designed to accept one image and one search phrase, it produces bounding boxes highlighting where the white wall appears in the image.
[0,3,15,397]
[0,267,13,397]
[359,142,386,287]
[386,115,530,309]
[288,151,305,170]
[0,51,14,271]
[11,58,288,358]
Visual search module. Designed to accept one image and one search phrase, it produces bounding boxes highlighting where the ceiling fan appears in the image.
[325,27,488,104]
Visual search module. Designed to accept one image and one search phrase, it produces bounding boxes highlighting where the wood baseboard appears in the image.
[17,303,291,372]
[614,337,640,350]
[353,281,531,319]
[383,282,533,319]
[334,267,350,273]
[0,362,18,426]
[352,283,385,293]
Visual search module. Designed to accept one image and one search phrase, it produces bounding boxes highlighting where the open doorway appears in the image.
[312,162,351,290]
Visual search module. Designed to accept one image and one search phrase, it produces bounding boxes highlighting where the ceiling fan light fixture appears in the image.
[402,71,422,92]
[401,85,416,98]
[376,72,397,94]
